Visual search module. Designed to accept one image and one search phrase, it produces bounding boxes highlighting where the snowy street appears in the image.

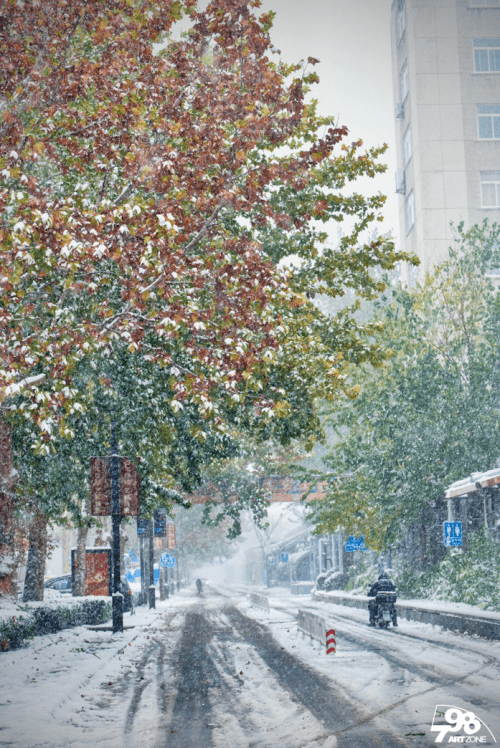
[1,585,499,748]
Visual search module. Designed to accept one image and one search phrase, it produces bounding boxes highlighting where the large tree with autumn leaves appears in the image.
[0,0,415,593]
[0,0,413,437]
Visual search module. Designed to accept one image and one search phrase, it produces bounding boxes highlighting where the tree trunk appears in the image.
[0,419,18,598]
[72,524,89,597]
[23,512,48,602]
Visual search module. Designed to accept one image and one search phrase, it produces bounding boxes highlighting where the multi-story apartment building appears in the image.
[391,0,500,279]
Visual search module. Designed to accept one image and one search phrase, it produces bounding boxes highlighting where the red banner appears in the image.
[90,457,111,515]
[90,458,140,516]
[120,458,140,516]
[166,523,176,550]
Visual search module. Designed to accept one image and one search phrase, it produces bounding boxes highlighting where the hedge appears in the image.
[0,599,112,651]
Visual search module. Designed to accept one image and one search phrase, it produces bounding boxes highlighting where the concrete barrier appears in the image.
[312,591,500,641]
[249,592,270,611]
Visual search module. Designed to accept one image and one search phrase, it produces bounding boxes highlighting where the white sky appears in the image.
[258,0,400,247]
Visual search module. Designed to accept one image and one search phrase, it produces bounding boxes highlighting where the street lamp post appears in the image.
[110,423,123,633]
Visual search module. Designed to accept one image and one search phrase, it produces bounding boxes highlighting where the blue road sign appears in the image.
[444,521,462,547]
[133,568,141,579]
[137,518,151,535]
[280,553,289,563]
[345,535,369,552]
[166,557,175,568]
[160,552,170,567]
[154,509,166,537]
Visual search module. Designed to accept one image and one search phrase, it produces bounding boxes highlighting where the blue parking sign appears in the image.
[160,553,170,567]
[444,521,462,547]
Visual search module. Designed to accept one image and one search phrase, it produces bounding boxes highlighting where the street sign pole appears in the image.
[110,422,123,634]
[148,520,155,609]
[139,534,145,605]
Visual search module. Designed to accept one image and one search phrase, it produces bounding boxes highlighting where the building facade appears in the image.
[391,0,500,278]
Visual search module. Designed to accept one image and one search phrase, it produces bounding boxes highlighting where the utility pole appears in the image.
[110,423,123,634]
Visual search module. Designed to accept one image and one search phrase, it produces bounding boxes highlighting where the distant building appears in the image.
[390,0,500,279]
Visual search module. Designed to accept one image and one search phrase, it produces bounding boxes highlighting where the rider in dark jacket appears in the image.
[368,572,397,626]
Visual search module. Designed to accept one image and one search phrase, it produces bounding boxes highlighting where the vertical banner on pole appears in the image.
[120,459,140,516]
[90,458,111,515]
[166,523,176,550]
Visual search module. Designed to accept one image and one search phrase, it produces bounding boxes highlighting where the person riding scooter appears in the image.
[368,572,398,627]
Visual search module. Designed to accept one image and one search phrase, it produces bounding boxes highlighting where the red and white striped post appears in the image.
[326,628,336,655]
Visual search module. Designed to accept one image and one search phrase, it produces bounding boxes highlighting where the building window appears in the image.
[395,3,406,45]
[470,0,500,6]
[480,171,500,207]
[402,125,412,167]
[400,60,409,104]
[405,190,415,233]
[474,39,500,72]
[477,105,500,138]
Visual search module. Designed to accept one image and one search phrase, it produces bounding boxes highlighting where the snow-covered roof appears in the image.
[444,468,500,498]
[474,467,500,490]
[288,549,310,563]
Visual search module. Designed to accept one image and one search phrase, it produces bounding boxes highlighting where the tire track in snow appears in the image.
[225,605,406,748]
[265,597,500,724]
[271,599,499,687]
[123,609,183,748]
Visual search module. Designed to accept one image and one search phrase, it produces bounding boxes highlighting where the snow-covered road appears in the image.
[1,585,499,747]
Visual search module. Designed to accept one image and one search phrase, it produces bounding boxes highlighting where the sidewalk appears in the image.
[0,592,195,748]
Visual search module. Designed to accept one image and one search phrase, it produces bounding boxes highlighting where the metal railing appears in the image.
[249,592,270,610]
[297,608,327,646]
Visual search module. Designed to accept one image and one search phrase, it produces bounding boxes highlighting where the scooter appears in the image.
[373,591,398,629]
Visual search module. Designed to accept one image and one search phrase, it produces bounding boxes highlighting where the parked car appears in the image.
[44,575,72,593]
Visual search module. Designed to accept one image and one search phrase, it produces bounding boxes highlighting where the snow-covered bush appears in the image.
[0,599,112,651]
[315,572,329,590]
[0,615,36,651]
[344,555,376,594]
[324,571,350,591]
[431,529,500,610]
[316,569,350,591]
